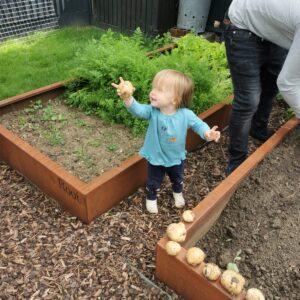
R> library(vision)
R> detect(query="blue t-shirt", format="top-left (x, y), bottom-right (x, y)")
top-left (127, 99), bottom-right (210, 167)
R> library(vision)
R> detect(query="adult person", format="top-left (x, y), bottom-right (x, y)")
top-left (224, 0), bottom-right (300, 175)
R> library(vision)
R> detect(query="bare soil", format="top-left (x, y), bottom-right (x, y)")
top-left (0, 98), bottom-right (144, 182)
top-left (198, 125), bottom-right (300, 300)
top-left (1, 101), bottom-right (299, 299)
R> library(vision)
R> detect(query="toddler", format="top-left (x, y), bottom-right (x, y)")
top-left (112, 69), bottom-right (220, 214)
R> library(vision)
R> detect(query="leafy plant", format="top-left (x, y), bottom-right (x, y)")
top-left (65, 31), bottom-right (232, 135)
top-left (73, 146), bottom-right (95, 168)
top-left (42, 104), bottom-right (65, 121)
top-left (75, 118), bottom-right (89, 128)
top-left (107, 143), bottom-right (119, 152)
top-left (24, 100), bottom-right (43, 113)
top-left (18, 116), bottom-right (27, 129)
top-left (227, 249), bottom-right (242, 273)
top-left (43, 127), bottom-right (65, 146)
top-left (87, 138), bottom-right (101, 148)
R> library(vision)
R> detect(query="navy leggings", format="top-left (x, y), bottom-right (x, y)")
top-left (146, 161), bottom-right (184, 200)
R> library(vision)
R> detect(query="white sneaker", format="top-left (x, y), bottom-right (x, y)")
top-left (173, 192), bottom-right (185, 208)
top-left (146, 199), bottom-right (158, 214)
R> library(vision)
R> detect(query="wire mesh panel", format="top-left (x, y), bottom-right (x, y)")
top-left (0, 0), bottom-right (59, 42)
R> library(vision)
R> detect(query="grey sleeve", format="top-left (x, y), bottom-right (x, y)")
top-left (277, 26), bottom-right (300, 118)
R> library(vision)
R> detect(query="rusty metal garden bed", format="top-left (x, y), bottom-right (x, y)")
top-left (155, 116), bottom-right (298, 299)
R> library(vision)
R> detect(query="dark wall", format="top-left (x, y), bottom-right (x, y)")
top-left (91, 0), bottom-right (179, 35)
top-left (54, 0), bottom-right (91, 26)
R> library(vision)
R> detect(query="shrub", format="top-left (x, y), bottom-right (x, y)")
top-left (66, 31), bottom-right (232, 135)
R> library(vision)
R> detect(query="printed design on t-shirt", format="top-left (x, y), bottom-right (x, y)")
top-left (160, 125), bottom-right (176, 143)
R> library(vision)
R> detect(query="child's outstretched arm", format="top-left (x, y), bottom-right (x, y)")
top-left (111, 77), bottom-right (135, 106)
top-left (204, 126), bottom-right (221, 142)
top-left (187, 110), bottom-right (220, 142)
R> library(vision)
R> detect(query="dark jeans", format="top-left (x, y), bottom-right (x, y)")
top-left (224, 26), bottom-right (288, 171)
top-left (146, 161), bottom-right (184, 200)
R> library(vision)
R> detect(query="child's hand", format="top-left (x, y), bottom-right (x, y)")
top-left (111, 77), bottom-right (135, 101)
top-left (205, 126), bottom-right (221, 142)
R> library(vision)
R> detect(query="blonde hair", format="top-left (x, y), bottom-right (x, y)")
top-left (152, 69), bottom-right (194, 108)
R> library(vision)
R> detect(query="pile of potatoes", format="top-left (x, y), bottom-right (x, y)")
top-left (164, 210), bottom-right (265, 299)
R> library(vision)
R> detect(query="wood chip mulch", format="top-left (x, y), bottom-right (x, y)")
top-left (0, 103), bottom-right (287, 299)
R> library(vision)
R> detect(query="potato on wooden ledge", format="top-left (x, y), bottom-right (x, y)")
top-left (220, 269), bottom-right (245, 295)
top-left (246, 288), bottom-right (265, 300)
top-left (182, 210), bottom-right (195, 223)
top-left (165, 241), bottom-right (182, 256)
top-left (186, 247), bottom-right (205, 266)
top-left (166, 222), bottom-right (186, 243)
top-left (203, 263), bottom-right (221, 281)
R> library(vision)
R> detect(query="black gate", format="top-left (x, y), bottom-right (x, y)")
top-left (54, 0), bottom-right (91, 26)
top-left (91, 0), bottom-right (179, 35)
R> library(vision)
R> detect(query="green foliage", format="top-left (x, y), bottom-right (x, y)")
top-left (73, 147), bottom-right (95, 168)
top-left (226, 249), bottom-right (242, 273)
top-left (107, 143), bottom-right (119, 152)
top-left (65, 32), bottom-right (232, 135)
top-left (18, 116), bottom-right (27, 129)
top-left (87, 138), bottom-right (102, 148)
top-left (175, 33), bottom-right (232, 106)
top-left (43, 127), bottom-right (65, 146)
top-left (75, 119), bottom-right (89, 128)
top-left (41, 104), bottom-right (65, 121)
top-left (131, 27), bottom-right (173, 51)
top-left (0, 26), bottom-right (104, 100)
top-left (24, 100), bottom-right (43, 113)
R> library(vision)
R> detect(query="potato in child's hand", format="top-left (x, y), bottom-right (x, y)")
top-left (111, 77), bottom-right (135, 100)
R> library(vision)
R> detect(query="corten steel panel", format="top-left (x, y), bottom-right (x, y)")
top-left (0, 79), bottom-right (231, 223)
top-left (83, 154), bottom-right (148, 223)
top-left (156, 241), bottom-right (245, 300)
top-left (155, 117), bottom-right (299, 299)
top-left (0, 124), bottom-right (88, 221)
top-left (0, 82), bottom-right (65, 115)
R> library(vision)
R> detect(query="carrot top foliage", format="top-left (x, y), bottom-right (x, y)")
top-left (66, 30), bottom-right (232, 135)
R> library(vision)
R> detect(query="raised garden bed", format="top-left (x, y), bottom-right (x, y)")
top-left (1, 42), bottom-right (298, 299)
top-left (0, 90), bottom-right (297, 298)
top-left (0, 97), bottom-right (144, 182)
top-left (0, 82), bottom-right (231, 224)
top-left (155, 116), bottom-right (298, 299)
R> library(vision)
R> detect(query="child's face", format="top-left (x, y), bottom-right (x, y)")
top-left (149, 81), bottom-right (176, 110)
